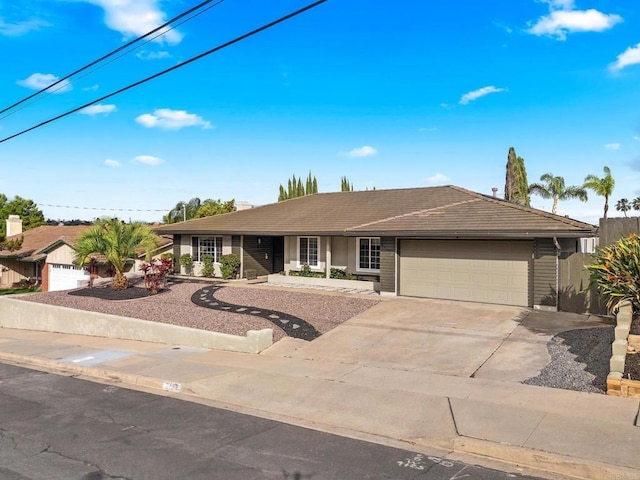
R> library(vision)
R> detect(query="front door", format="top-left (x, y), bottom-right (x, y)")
top-left (272, 236), bottom-right (284, 273)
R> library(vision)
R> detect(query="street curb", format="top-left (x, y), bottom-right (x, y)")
top-left (454, 437), bottom-right (640, 480)
top-left (1, 351), bottom-right (638, 480)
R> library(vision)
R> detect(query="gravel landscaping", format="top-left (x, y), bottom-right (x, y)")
top-left (524, 326), bottom-right (614, 393)
top-left (18, 280), bottom-right (380, 342)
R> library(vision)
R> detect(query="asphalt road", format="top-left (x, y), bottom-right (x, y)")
top-left (0, 362), bottom-right (545, 480)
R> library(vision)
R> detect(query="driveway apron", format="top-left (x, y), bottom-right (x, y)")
top-left (286, 297), bottom-right (528, 376)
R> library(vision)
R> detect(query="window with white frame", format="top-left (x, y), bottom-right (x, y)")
top-left (192, 236), bottom-right (223, 262)
top-left (298, 236), bottom-right (319, 267)
top-left (358, 237), bottom-right (381, 271)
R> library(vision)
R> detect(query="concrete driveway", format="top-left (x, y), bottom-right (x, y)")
top-left (278, 297), bottom-right (610, 379)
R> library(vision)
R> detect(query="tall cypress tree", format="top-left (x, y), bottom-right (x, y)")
top-left (277, 172), bottom-right (319, 201)
top-left (504, 147), bottom-right (530, 206)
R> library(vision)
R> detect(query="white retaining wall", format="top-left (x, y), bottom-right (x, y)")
top-left (0, 297), bottom-right (272, 354)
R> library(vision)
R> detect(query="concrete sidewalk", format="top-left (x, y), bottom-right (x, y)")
top-left (0, 326), bottom-right (638, 480)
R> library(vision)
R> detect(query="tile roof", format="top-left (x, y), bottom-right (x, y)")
top-left (0, 225), bottom-right (173, 261)
top-left (154, 185), bottom-right (597, 238)
top-left (0, 225), bottom-right (89, 259)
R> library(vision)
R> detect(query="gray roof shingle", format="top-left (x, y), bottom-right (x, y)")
top-left (154, 185), bottom-right (597, 238)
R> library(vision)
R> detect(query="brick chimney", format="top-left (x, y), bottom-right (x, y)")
top-left (6, 215), bottom-right (23, 237)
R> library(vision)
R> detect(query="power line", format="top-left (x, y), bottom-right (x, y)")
top-left (0, 0), bottom-right (222, 118)
top-left (0, 0), bottom-right (327, 145)
top-left (38, 203), bottom-right (168, 213)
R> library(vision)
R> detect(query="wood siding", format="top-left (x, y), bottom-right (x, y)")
top-left (533, 238), bottom-right (557, 307)
top-left (380, 237), bottom-right (395, 293)
top-left (232, 235), bottom-right (241, 257)
top-left (243, 235), bottom-right (273, 277)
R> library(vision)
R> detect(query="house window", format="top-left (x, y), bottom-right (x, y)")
top-left (298, 236), bottom-right (319, 267)
top-left (192, 236), bottom-right (223, 262)
top-left (358, 237), bottom-right (380, 271)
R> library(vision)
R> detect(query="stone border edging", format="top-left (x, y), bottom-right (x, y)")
top-left (0, 296), bottom-right (272, 354)
top-left (607, 301), bottom-right (640, 399)
top-left (191, 285), bottom-right (320, 340)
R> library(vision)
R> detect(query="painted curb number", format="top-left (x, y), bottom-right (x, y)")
top-left (162, 381), bottom-right (182, 393)
top-left (398, 454), bottom-right (471, 479)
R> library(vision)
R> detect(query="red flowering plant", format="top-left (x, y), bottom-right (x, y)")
top-left (139, 257), bottom-right (173, 294)
top-left (587, 233), bottom-right (640, 314)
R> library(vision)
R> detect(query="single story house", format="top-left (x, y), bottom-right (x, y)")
top-left (154, 186), bottom-right (599, 311)
top-left (0, 216), bottom-right (173, 292)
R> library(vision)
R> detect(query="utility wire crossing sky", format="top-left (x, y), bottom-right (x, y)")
top-left (0, 0), bottom-right (639, 225)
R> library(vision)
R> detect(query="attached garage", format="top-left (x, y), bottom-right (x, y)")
top-left (48, 263), bottom-right (88, 292)
top-left (398, 240), bottom-right (533, 307)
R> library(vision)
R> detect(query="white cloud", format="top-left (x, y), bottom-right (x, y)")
top-left (342, 146), bottom-right (378, 158)
top-left (135, 108), bottom-right (213, 130)
top-left (80, 0), bottom-right (182, 44)
top-left (136, 50), bottom-right (171, 60)
top-left (16, 73), bottom-right (72, 93)
top-left (78, 104), bottom-right (117, 115)
top-left (610, 43), bottom-right (640, 71)
top-left (83, 84), bottom-right (100, 91)
top-left (459, 86), bottom-right (507, 105)
top-left (133, 155), bottom-right (164, 166)
top-left (0, 17), bottom-right (49, 36)
top-left (634, 136), bottom-right (640, 141)
top-left (426, 173), bottom-right (449, 184)
top-left (418, 127), bottom-right (438, 132)
top-left (527, 6), bottom-right (622, 40)
top-left (541, 0), bottom-right (575, 10)
top-left (604, 143), bottom-right (621, 150)
top-left (104, 159), bottom-right (121, 168)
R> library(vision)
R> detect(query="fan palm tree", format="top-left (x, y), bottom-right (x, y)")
top-left (616, 198), bottom-right (631, 217)
top-left (583, 166), bottom-right (615, 219)
top-left (163, 198), bottom-right (202, 224)
top-left (73, 218), bottom-right (160, 290)
top-left (528, 173), bottom-right (588, 215)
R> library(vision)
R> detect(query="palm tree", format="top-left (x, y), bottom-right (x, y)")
top-left (74, 218), bottom-right (160, 290)
top-left (632, 197), bottom-right (640, 212)
top-left (163, 198), bottom-right (202, 224)
top-left (528, 173), bottom-right (588, 215)
top-left (616, 198), bottom-right (631, 217)
top-left (583, 166), bottom-right (615, 219)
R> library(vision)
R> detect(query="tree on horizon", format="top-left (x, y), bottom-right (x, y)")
top-left (504, 147), bottom-right (530, 206)
top-left (341, 176), bottom-right (354, 192)
top-left (278, 172), bottom-right (318, 201)
top-left (583, 166), bottom-right (615, 219)
top-left (529, 173), bottom-right (587, 215)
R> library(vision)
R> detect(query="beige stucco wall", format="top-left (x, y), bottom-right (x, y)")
top-left (282, 235), bottom-right (379, 275)
top-left (175, 234), bottom-right (232, 277)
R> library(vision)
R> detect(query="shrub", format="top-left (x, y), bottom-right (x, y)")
top-left (179, 253), bottom-right (194, 276)
top-left (587, 233), bottom-right (640, 314)
top-left (330, 268), bottom-right (361, 281)
top-left (289, 263), bottom-right (325, 278)
top-left (161, 253), bottom-right (175, 274)
top-left (220, 253), bottom-right (240, 279)
top-left (201, 254), bottom-right (215, 278)
top-left (139, 257), bottom-right (173, 293)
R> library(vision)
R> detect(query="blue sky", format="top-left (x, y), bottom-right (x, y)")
top-left (0, 0), bottom-right (639, 224)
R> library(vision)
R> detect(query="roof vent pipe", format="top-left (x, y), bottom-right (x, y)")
top-left (491, 187), bottom-right (498, 198)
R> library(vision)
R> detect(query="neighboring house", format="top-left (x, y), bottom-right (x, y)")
top-left (0, 216), bottom-right (173, 292)
top-left (154, 185), bottom-right (598, 311)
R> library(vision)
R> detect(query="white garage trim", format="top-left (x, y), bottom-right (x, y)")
top-left (398, 240), bottom-right (533, 307)
top-left (49, 263), bottom-right (89, 292)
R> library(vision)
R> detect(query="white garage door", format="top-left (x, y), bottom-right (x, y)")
top-left (399, 240), bottom-right (532, 307)
top-left (49, 264), bottom-right (89, 292)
